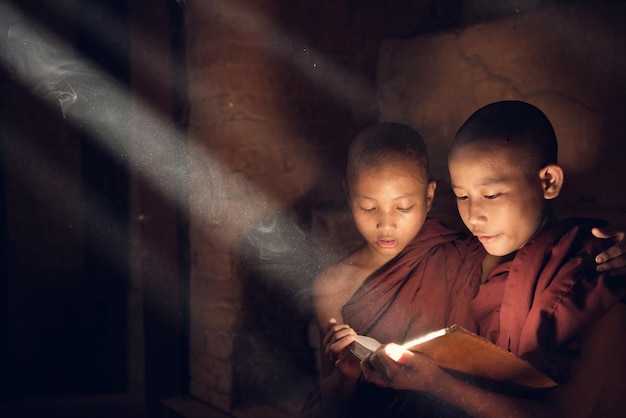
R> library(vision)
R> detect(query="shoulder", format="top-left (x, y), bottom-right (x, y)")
top-left (313, 261), bottom-right (350, 296)
top-left (546, 218), bottom-right (612, 256)
top-left (311, 254), bottom-right (369, 327)
top-left (312, 244), bottom-right (381, 297)
top-left (312, 254), bottom-right (365, 306)
top-left (555, 217), bottom-right (607, 235)
top-left (525, 218), bottom-right (611, 257)
top-left (515, 218), bottom-right (615, 287)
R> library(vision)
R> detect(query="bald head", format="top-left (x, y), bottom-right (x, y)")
top-left (451, 101), bottom-right (558, 175)
top-left (347, 122), bottom-right (430, 187)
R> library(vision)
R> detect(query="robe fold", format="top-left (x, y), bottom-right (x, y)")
top-left (343, 218), bottom-right (484, 342)
top-left (337, 219), bottom-right (484, 418)
top-left (472, 218), bottom-right (625, 383)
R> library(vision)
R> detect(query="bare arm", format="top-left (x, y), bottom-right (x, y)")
top-left (312, 270), bottom-right (360, 406)
top-left (317, 319), bottom-right (360, 405)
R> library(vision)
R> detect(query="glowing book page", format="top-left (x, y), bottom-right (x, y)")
top-left (349, 324), bottom-right (558, 390)
top-left (349, 335), bottom-right (382, 361)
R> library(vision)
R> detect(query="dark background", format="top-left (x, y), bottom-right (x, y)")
top-left (0, 0), bottom-right (618, 417)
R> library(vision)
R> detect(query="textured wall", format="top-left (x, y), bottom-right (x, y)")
top-left (180, 0), bottom-right (626, 413)
top-left (183, 0), bottom-right (385, 411)
top-left (378, 2), bottom-right (626, 231)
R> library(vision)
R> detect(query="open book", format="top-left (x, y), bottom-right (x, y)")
top-left (349, 324), bottom-right (557, 390)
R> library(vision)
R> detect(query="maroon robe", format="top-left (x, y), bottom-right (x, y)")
top-left (302, 218), bottom-right (484, 418)
top-left (336, 219), bottom-right (484, 418)
top-left (342, 218), bottom-right (484, 343)
top-left (472, 218), bottom-right (625, 383)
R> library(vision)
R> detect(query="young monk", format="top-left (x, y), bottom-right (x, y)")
top-left (361, 100), bottom-right (626, 417)
top-left (303, 122), bottom-right (484, 418)
top-left (302, 122), bottom-right (625, 418)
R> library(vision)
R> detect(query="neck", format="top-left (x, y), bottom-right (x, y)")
top-left (481, 253), bottom-right (515, 282)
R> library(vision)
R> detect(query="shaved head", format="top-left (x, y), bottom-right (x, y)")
top-left (451, 101), bottom-right (558, 175)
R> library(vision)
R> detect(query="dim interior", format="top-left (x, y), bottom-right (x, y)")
top-left (1, 0), bottom-right (625, 417)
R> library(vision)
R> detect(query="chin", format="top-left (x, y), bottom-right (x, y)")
top-left (484, 245), bottom-right (514, 257)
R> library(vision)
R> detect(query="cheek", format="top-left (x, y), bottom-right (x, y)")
top-left (455, 201), bottom-right (469, 220)
top-left (510, 195), bottom-right (543, 224)
top-left (352, 213), bottom-right (368, 228)
top-left (353, 213), bottom-right (376, 234)
top-left (404, 212), bottom-right (428, 236)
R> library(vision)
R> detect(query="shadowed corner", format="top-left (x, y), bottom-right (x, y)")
top-left (234, 209), bottom-right (320, 411)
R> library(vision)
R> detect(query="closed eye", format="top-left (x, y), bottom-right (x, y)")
top-left (484, 193), bottom-right (503, 200)
top-left (397, 206), bottom-right (414, 212)
top-left (455, 195), bottom-right (468, 201)
top-left (360, 207), bottom-right (375, 212)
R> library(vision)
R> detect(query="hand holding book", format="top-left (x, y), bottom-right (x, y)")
top-left (360, 341), bottom-right (445, 392)
top-left (322, 318), bottom-right (361, 381)
top-left (353, 325), bottom-right (557, 391)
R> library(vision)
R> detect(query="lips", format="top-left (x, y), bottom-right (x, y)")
top-left (475, 234), bottom-right (499, 245)
top-left (377, 237), bottom-right (398, 248)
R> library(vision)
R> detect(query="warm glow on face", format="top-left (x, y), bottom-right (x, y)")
top-left (349, 161), bottom-right (434, 263)
top-left (448, 144), bottom-right (547, 256)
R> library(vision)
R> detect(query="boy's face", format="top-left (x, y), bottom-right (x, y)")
top-left (348, 160), bottom-right (435, 261)
top-left (448, 143), bottom-right (548, 257)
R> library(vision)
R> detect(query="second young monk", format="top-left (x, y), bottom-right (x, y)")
top-left (302, 122), bottom-right (625, 418)
top-left (361, 101), bottom-right (626, 418)
top-left (305, 123), bottom-right (484, 417)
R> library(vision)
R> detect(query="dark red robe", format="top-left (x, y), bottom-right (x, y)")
top-left (302, 218), bottom-right (484, 418)
top-left (337, 219), bottom-right (485, 418)
top-left (343, 218), bottom-right (484, 342)
top-left (471, 218), bottom-right (625, 383)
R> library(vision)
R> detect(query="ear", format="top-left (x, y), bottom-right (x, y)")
top-left (426, 180), bottom-right (437, 211)
top-left (539, 164), bottom-right (564, 200)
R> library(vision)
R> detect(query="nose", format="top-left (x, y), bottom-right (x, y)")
top-left (376, 211), bottom-right (396, 231)
top-left (466, 200), bottom-right (486, 227)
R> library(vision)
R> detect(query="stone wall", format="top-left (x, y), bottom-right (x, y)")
top-left (378, 2), bottom-right (626, 231)
top-left (181, 0), bottom-right (626, 413)
top-left (183, 0), bottom-right (387, 411)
